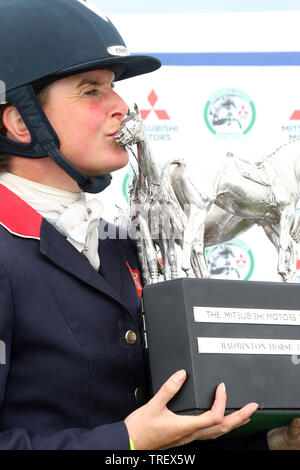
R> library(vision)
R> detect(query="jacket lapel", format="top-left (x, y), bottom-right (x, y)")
top-left (40, 219), bottom-right (135, 318)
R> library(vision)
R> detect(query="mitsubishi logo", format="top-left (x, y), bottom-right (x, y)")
top-left (140, 90), bottom-right (170, 120)
top-left (290, 110), bottom-right (300, 120)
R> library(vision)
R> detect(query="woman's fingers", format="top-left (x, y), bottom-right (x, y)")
top-left (193, 401), bottom-right (259, 441)
top-left (149, 370), bottom-right (187, 411)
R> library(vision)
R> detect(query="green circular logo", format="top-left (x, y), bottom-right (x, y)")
top-left (204, 88), bottom-right (256, 135)
top-left (122, 172), bottom-right (132, 203)
top-left (206, 238), bottom-right (254, 280)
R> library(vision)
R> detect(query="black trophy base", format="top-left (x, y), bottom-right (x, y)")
top-left (142, 278), bottom-right (300, 436)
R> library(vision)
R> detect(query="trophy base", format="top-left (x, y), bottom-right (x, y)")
top-left (142, 278), bottom-right (300, 435)
top-left (178, 410), bottom-right (299, 437)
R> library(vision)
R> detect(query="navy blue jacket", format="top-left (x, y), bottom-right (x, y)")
top-left (0, 184), bottom-right (146, 449)
top-left (0, 184), bottom-right (268, 450)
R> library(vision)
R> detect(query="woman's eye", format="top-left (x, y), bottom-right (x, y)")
top-left (84, 83), bottom-right (114, 96)
top-left (84, 89), bottom-right (98, 96)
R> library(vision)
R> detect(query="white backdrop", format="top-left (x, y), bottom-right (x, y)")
top-left (94, 10), bottom-right (300, 283)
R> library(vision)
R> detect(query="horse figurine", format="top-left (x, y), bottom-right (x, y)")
top-left (161, 142), bottom-right (300, 282)
top-left (115, 105), bottom-right (178, 285)
top-left (114, 108), bottom-right (250, 281)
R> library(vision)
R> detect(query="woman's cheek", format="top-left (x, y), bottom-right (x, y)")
top-left (87, 102), bottom-right (106, 127)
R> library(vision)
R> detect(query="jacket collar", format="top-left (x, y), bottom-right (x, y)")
top-left (0, 184), bottom-right (137, 319)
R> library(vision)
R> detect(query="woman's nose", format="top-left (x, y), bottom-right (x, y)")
top-left (110, 90), bottom-right (129, 120)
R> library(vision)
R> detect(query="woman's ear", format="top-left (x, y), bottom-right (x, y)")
top-left (2, 105), bottom-right (31, 143)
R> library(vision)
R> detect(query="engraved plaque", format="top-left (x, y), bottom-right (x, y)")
top-left (197, 337), bottom-right (300, 355)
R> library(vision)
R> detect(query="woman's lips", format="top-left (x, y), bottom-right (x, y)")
top-left (107, 131), bottom-right (118, 137)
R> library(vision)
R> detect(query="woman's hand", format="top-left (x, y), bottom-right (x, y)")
top-left (125, 369), bottom-right (258, 450)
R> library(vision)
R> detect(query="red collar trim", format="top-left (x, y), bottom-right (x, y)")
top-left (0, 184), bottom-right (42, 239)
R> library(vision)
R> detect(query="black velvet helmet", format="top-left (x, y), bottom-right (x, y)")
top-left (0, 0), bottom-right (161, 193)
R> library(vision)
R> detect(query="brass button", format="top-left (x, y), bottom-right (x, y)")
top-left (125, 330), bottom-right (137, 345)
top-left (134, 387), bottom-right (145, 402)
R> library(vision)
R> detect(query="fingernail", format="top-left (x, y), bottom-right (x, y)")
top-left (218, 382), bottom-right (226, 392)
top-left (173, 370), bottom-right (186, 383)
top-left (250, 403), bottom-right (259, 412)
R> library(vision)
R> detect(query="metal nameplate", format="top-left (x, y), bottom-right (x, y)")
top-left (194, 306), bottom-right (300, 326)
top-left (197, 337), bottom-right (300, 355)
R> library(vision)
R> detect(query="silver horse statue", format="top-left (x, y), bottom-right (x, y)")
top-left (114, 107), bottom-right (253, 281)
top-left (161, 144), bottom-right (300, 282)
top-left (115, 105), bottom-right (178, 285)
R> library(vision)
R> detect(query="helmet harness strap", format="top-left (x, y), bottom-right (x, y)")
top-left (0, 85), bottom-right (112, 194)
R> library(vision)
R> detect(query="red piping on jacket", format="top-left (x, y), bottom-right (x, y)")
top-left (0, 184), bottom-right (42, 239)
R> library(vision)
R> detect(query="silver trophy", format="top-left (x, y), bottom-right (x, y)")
top-left (115, 107), bottom-right (300, 429)
top-left (116, 106), bottom-right (300, 284)
top-left (115, 105), bottom-right (178, 285)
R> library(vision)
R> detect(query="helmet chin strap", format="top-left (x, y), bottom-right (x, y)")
top-left (0, 85), bottom-right (112, 193)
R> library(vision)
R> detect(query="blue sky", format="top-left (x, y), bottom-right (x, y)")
top-left (93, 0), bottom-right (300, 14)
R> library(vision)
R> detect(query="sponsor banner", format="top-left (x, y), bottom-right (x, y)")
top-left (197, 337), bottom-right (300, 355)
top-left (194, 306), bottom-right (300, 326)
